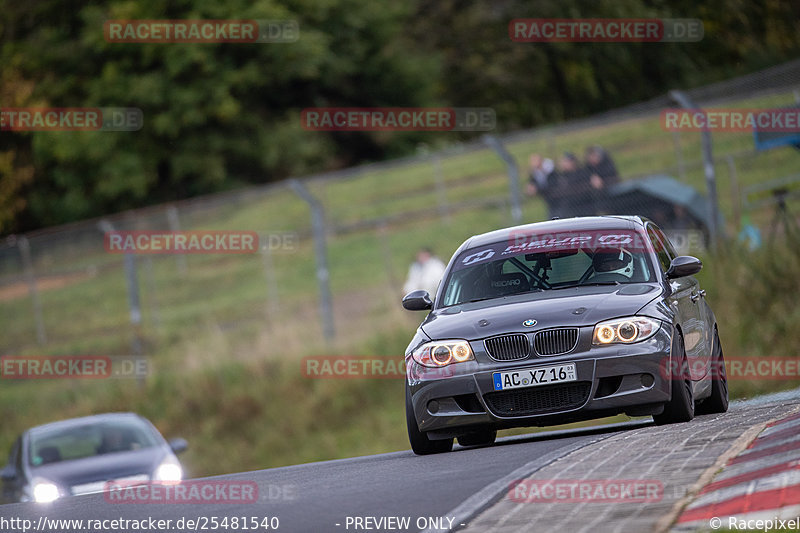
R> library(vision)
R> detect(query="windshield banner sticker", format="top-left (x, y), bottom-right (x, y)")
top-left (453, 230), bottom-right (651, 271)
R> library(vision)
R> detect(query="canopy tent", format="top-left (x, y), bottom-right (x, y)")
top-left (604, 175), bottom-right (712, 232)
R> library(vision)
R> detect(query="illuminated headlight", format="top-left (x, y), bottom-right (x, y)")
top-left (32, 480), bottom-right (60, 503)
top-left (593, 317), bottom-right (661, 345)
top-left (412, 340), bottom-right (474, 368)
top-left (153, 457), bottom-right (183, 483)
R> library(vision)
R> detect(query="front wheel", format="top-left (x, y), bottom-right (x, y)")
top-left (406, 386), bottom-right (453, 455)
top-left (696, 330), bottom-right (729, 415)
top-left (653, 332), bottom-right (695, 425)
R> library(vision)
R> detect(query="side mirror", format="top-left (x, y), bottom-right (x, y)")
top-left (402, 290), bottom-right (432, 311)
top-left (0, 464), bottom-right (16, 482)
top-left (666, 256), bottom-right (702, 279)
top-left (168, 438), bottom-right (188, 455)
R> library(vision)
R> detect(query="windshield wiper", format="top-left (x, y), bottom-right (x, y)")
top-left (553, 281), bottom-right (621, 290)
top-left (465, 296), bottom-right (497, 304)
top-left (464, 289), bottom-right (543, 305)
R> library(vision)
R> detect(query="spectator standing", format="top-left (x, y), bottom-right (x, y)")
top-left (585, 146), bottom-right (620, 213)
top-left (551, 152), bottom-right (595, 217)
top-left (403, 247), bottom-right (446, 298)
top-left (526, 154), bottom-right (555, 193)
top-left (525, 154), bottom-right (557, 217)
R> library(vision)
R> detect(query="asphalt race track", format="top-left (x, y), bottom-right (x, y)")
top-left (3, 389), bottom-right (799, 533)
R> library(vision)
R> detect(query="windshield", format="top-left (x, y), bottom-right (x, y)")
top-left (440, 229), bottom-right (655, 307)
top-left (29, 419), bottom-right (160, 466)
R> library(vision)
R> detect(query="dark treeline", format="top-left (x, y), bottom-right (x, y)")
top-left (1, 0), bottom-right (799, 233)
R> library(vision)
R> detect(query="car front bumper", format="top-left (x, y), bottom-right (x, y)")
top-left (407, 325), bottom-right (673, 439)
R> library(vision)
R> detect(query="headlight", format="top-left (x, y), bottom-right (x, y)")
top-left (153, 457), bottom-right (183, 483)
top-left (411, 340), bottom-right (474, 367)
top-left (593, 317), bottom-right (660, 345)
top-left (32, 480), bottom-right (60, 503)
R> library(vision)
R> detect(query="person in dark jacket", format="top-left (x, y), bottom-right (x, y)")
top-left (584, 146), bottom-right (619, 213)
top-left (585, 146), bottom-right (619, 188)
top-left (550, 152), bottom-right (596, 217)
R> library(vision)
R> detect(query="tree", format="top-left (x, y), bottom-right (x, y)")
top-left (1, 0), bottom-right (440, 231)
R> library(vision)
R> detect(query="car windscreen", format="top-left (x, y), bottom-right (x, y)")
top-left (29, 419), bottom-right (160, 466)
top-left (440, 229), bottom-right (655, 307)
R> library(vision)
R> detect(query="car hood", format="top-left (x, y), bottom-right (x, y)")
top-left (422, 283), bottom-right (662, 340)
top-left (29, 447), bottom-right (167, 489)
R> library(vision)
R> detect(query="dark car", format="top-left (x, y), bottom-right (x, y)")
top-left (402, 216), bottom-right (728, 455)
top-left (1, 412), bottom-right (187, 503)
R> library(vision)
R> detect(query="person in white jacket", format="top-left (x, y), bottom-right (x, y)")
top-left (402, 247), bottom-right (446, 299)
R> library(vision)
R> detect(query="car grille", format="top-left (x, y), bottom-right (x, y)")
top-left (483, 382), bottom-right (591, 417)
top-left (534, 328), bottom-right (579, 356)
top-left (484, 334), bottom-right (530, 361)
top-left (71, 475), bottom-right (149, 496)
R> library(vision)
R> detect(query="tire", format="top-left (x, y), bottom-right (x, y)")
top-left (406, 386), bottom-right (453, 455)
top-left (696, 330), bottom-right (729, 415)
top-left (457, 429), bottom-right (497, 448)
top-left (653, 332), bottom-right (695, 425)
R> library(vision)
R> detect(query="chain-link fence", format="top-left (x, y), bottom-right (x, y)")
top-left (2, 59), bottom-right (800, 358)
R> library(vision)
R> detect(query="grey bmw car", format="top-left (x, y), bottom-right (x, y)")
top-left (402, 216), bottom-right (728, 455)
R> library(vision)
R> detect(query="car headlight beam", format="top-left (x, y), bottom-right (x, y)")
top-left (412, 340), bottom-right (474, 368)
top-left (593, 317), bottom-right (660, 345)
top-left (596, 324), bottom-right (616, 344)
top-left (452, 343), bottom-right (472, 362)
top-left (32, 480), bottom-right (60, 503)
top-left (153, 457), bottom-right (183, 483)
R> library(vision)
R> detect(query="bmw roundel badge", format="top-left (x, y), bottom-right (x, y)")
top-left (522, 319), bottom-right (537, 327)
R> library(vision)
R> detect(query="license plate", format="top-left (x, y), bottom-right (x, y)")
top-left (492, 363), bottom-right (577, 391)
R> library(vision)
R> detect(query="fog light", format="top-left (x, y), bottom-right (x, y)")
top-left (642, 374), bottom-right (654, 387)
top-left (427, 400), bottom-right (440, 414)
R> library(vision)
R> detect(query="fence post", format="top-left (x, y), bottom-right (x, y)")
top-left (99, 219), bottom-right (144, 362)
top-left (417, 143), bottom-right (450, 224)
top-left (669, 90), bottom-right (721, 248)
top-left (288, 179), bottom-right (335, 341)
top-left (672, 131), bottom-right (686, 182)
top-left (260, 243), bottom-right (280, 320)
top-left (166, 205), bottom-right (187, 276)
top-left (144, 256), bottom-right (161, 330)
top-left (17, 236), bottom-right (47, 345)
top-left (124, 253), bottom-right (143, 331)
top-left (726, 155), bottom-right (741, 230)
top-left (482, 135), bottom-right (522, 224)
